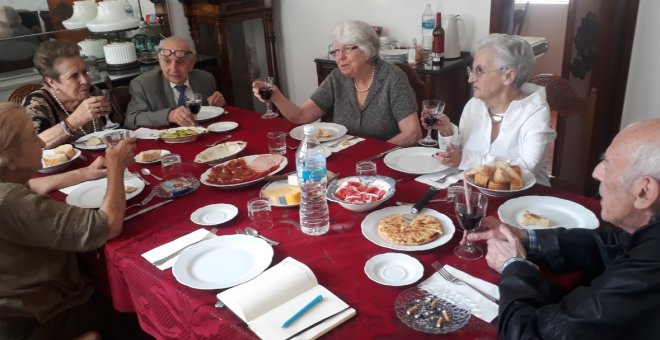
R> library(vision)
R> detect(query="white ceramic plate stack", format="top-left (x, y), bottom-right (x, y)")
top-left (498, 195), bottom-right (599, 229)
top-left (364, 253), bottom-right (424, 286)
top-left (384, 147), bottom-right (447, 175)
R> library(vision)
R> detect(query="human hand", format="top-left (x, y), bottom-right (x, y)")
top-left (167, 106), bottom-right (196, 126)
top-left (463, 216), bottom-right (527, 245)
top-left (432, 143), bottom-right (461, 167)
top-left (69, 96), bottom-right (111, 128)
top-left (105, 137), bottom-right (136, 171)
top-left (252, 81), bottom-right (279, 102)
top-left (82, 156), bottom-right (107, 181)
top-left (485, 224), bottom-right (528, 273)
top-left (207, 91), bottom-right (225, 107)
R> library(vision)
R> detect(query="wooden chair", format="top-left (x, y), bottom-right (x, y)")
top-left (395, 62), bottom-right (431, 134)
top-left (7, 84), bottom-right (42, 104)
top-left (529, 74), bottom-right (596, 195)
top-left (104, 77), bottom-right (131, 126)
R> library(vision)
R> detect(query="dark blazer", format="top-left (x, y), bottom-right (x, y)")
top-left (124, 69), bottom-right (217, 128)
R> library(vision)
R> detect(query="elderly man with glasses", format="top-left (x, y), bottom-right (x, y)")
top-left (124, 36), bottom-right (225, 128)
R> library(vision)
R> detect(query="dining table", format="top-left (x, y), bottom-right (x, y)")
top-left (47, 106), bottom-right (606, 339)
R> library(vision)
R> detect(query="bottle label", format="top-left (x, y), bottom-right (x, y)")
top-left (298, 167), bottom-right (327, 182)
top-left (432, 38), bottom-right (444, 53)
top-left (422, 20), bottom-right (435, 30)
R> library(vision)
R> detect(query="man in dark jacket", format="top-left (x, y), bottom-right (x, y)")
top-left (468, 118), bottom-right (660, 339)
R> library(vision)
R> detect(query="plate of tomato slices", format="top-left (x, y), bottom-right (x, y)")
top-left (327, 176), bottom-right (396, 212)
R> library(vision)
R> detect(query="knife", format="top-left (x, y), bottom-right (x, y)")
top-left (402, 187), bottom-right (441, 222)
top-left (284, 306), bottom-right (352, 340)
top-left (124, 199), bottom-right (174, 221)
top-left (363, 146), bottom-right (402, 162)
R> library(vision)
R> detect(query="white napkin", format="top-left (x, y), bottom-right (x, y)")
top-left (141, 229), bottom-right (217, 270)
top-left (418, 265), bottom-right (499, 322)
top-left (323, 135), bottom-right (365, 153)
top-left (134, 127), bottom-right (161, 139)
top-left (59, 178), bottom-right (105, 195)
top-left (415, 170), bottom-right (464, 189)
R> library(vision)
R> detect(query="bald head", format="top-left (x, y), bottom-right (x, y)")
top-left (617, 119), bottom-right (660, 186)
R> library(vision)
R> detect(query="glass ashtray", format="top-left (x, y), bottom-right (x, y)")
top-left (394, 286), bottom-right (472, 334)
top-left (155, 175), bottom-right (200, 198)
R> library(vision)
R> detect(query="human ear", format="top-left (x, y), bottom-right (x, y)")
top-left (633, 177), bottom-right (660, 210)
top-left (502, 69), bottom-right (516, 86)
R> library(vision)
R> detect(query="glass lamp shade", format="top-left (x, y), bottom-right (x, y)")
top-left (86, 1), bottom-right (139, 33)
top-left (62, 0), bottom-right (98, 30)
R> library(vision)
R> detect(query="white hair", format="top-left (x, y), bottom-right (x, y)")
top-left (621, 138), bottom-right (660, 189)
top-left (158, 36), bottom-right (196, 55)
top-left (331, 20), bottom-right (380, 61)
top-left (474, 34), bottom-right (535, 88)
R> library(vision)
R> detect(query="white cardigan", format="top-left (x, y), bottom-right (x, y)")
top-left (439, 83), bottom-right (557, 186)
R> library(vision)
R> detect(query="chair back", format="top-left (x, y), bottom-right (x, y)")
top-left (8, 84), bottom-right (42, 104)
top-left (395, 62), bottom-right (430, 134)
top-left (529, 74), bottom-right (596, 195)
top-left (104, 77), bottom-right (131, 126)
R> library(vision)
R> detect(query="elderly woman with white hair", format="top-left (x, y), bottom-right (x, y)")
top-left (429, 34), bottom-right (556, 185)
top-left (252, 20), bottom-right (422, 146)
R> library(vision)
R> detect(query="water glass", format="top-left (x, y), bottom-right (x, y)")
top-left (247, 197), bottom-right (274, 230)
top-left (355, 160), bottom-right (377, 176)
top-left (266, 131), bottom-right (287, 155)
top-left (105, 130), bottom-right (129, 146)
top-left (161, 153), bottom-right (183, 180)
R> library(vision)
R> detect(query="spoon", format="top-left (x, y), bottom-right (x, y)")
top-left (245, 227), bottom-right (279, 246)
top-left (140, 168), bottom-right (163, 181)
top-left (206, 134), bottom-right (232, 148)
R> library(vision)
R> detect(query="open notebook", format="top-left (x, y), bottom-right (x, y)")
top-left (217, 257), bottom-right (356, 340)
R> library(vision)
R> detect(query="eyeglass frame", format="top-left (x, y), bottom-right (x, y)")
top-left (329, 45), bottom-right (360, 57)
top-left (158, 48), bottom-right (194, 59)
top-left (466, 65), bottom-right (514, 79)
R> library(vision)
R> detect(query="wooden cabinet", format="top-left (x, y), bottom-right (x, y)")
top-left (182, 0), bottom-right (278, 110)
top-left (314, 53), bottom-right (472, 123)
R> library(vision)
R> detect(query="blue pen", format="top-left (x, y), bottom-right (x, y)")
top-left (281, 294), bottom-right (324, 328)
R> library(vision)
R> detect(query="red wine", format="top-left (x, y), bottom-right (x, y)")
top-left (187, 102), bottom-right (201, 114)
top-left (259, 88), bottom-right (272, 100)
top-left (457, 210), bottom-right (483, 231)
top-left (424, 116), bottom-right (438, 127)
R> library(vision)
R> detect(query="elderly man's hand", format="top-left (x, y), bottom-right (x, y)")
top-left (485, 225), bottom-right (528, 273)
top-left (167, 106), bottom-right (196, 126)
top-left (207, 91), bottom-right (225, 107)
top-left (252, 82), bottom-right (280, 102)
top-left (463, 216), bottom-right (527, 245)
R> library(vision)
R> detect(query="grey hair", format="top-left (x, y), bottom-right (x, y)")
top-left (158, 36), bottom-right (196, 55)
top-left (474, 34), bottom-right (534, 88)
top-left (331, 20), bottom-right (380, 61)
top-left (620, 137), bottom-right (660, 190)
top-left (0, 6), bottom-right (22, 27)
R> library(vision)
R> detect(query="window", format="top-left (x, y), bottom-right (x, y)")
top-left (515, 0), bottom-right (569, 4)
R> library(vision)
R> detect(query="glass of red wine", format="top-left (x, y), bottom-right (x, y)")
top-left (257, 76), bottom-right (277, 119)
top-left (418, 99), bottom-right (445, 147)
top-left (186, 93), bottom-right (203, 121)
top-left (454, 191), bottom-right (488, 260)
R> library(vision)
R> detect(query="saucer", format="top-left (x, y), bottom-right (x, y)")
top-left (208, 121), bottom-right (238, 133)
top-left (364, 253), bottom-right (423, 286)
top-left (190, 204), bottom-right (238, 226)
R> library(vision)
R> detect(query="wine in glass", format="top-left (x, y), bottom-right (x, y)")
top-left (186, 93), bottom-right (203, 122)
top-left (418, 99), bottom-right (445, 147)
top-left (257, 76), bottom-right (278, 119)
top-left (100, 89), bottom-right (119, 130)
top-left (453, 192), bottom-right (488, 260)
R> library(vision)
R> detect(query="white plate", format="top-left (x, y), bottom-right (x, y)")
top-left (159, 126), bottom-right (208, 144)
top-left (39, 148), bottom-right (82, 174)
top-left (134, 149), bottom-right (171, 164)
top-left (172, 235), bottom-right (274, 290)
top-left (65, 177), bottom-right (145, 208)
top-left (361, 206), bottom-right (456, 251)
top-left (384, 147), bottom-right (448, 175)
top-left (74, 129), bottom-right (135, 150)
top-left (194, 141), bottom-right (247, 165)
top-left (196, 106), bottom-right (225, 121)
top-left (289, 122), bottom-right (348, 142)
top-left (200, 154), bottom-right (288, 189)
top-left (465, 168), bottom-right (536, 197)
top-left (498, 195), bottom-right (599, 230)
top-left (364, 253), bottom-right (423, 286)
top-left (260, 179), bottom-right (300, 207)
top-left (190, 204), bottom-right (238, 226)
top-left (208, 121), bottom-right (238, 133)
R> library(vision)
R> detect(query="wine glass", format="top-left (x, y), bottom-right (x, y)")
top-left (418, 99), bottom-right (445, 147)
top-left (186, 93), bottom-right (203, 122)
top-left (256, 76), bottom-right (278, 119)
top-left (453, 191), bottom-right (488, 260)
top-left (100, 89), bottom-right (119, 130)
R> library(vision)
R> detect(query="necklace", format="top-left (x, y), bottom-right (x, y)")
top-left (49, 88), bottom-right (97, 135)
top-left (490, 112), bottom-right (505, 123)
top-left (354, 65), bottom-right (376, 93)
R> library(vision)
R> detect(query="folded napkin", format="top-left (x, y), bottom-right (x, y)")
top-left (323, 135), bottom-right (365, 153)
top-left (415, 170), bottom-right (464, 189)
top-left (141, 229), bottom-right (217, 270)
top-left (418, 265), bottom-right (499, 322)
top-left (59, 178), bottom-right (105, 195)
top-left (134, 127), bottom-right (161, 140)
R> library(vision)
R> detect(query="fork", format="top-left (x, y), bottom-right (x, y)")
top-left (434, 169), bottom-right (461, 184)
top-left (326, 135), bottom-right (357, 148)
top-left (205, 134), bottom-right (232, 148)
top-left (152, 227), bottom-right (218, 267)
top-left (126, 189), bottom-right (157, 210)
top-left (432, 261), bottom-right (499, 303)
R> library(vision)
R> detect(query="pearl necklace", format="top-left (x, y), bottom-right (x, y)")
top-left (49, 88), bottom-right (97, 135)
top-left (354, 65), bottom-right (376, 93)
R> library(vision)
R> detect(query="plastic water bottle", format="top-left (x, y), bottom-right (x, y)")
top-left (296, 125), bottom-right (330, 236)
top-left (421, 4), bottom-right (435, 52)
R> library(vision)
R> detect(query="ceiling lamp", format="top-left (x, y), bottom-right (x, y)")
top-left (62, 0), bottom-right (98, 30)
top-left (86, 0), bottom-right (139, 33)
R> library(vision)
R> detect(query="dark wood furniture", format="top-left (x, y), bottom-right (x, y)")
top-left (7, 84), bottom-right (42, 104)
top-left (314, 54), bottom-right (472, 124)
top-left (181, 0), bottom-right (279, 111)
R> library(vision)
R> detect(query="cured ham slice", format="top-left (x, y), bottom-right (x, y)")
top-left (250, 154), bottom-right (285, 172)
top-left (206, 154), bottom-right (285, 185)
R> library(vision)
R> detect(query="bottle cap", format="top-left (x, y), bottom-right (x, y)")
top-left (303, 125), bottom-right (315, 134)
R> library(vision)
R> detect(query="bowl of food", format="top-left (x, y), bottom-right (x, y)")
top-left (194, 141), bottom-right (247, 166)
top-left (40, 144), bottom-right (81, 173)
top-left (159, 127), bottom-right (207, 143)
top-left (463, 161), bottom-right (535, 197)
top-left (327, 176), bottom-right (395, 212)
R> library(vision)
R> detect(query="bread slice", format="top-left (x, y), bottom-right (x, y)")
top-left (85, 136), bottom-right (104, 146)
top-left (521, 210), bottom-right (550, 227)
top-left (487, 181), bottom-right (509, 190)
top-left (54, 144), bottom-right (75, 159)
top-left (43, 153), bottom-right (68, 167)
top-left (138, 150), bottom-right (161, 162)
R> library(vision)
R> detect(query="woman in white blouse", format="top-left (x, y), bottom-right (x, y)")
top-left (427, 34), bottom-right (556, 185)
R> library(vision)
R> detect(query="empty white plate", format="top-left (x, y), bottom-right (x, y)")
top-left (364, 253), bottom-right (424, 286)
top-left (208, 121), bottom-right (239, 133)
top-left (196, 106), bottom-right (225, 121)
top-left (190, 204), bottom-right (238, 226)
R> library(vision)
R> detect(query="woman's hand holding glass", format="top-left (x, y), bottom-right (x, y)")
top-left (68, 96), bottom-right (111, 129)
top-left (252, 77), bottom-right (278, 119)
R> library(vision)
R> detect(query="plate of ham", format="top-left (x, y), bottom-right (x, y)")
top-left (200, 154), bottom-right (287, 189)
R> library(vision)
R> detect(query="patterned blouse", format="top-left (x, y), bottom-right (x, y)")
top-left (22, 86), bottom-right (105, 141)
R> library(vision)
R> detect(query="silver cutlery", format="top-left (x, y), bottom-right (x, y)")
top-left (126, 189), bottom-right (158, 210)
top-left (152, 227), bottom-right (218, 267)
top-left (78, 154), bottom-right (89, 162)
top-left (402, 187), bottom-right (440, 223)
top-left (326, 135), bottom-right (357, 148)
top-left (205, 134), bottom-right (232, 148)
top-left (236, 228), bottom-right (279, 246)
top-left (141, 168), bottom-right (163, 181)
top-left (362, 146), bottom-right (402, 162)
top-left (431, 261), bottom-right (499, 304)
top-left (433, 169), bottom-right (461, 185)
top-left (395, 198), bottom-right (449, 206)
top-left (124, 199), bottom-right (174, 221)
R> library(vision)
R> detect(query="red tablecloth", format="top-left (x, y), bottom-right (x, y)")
top-left (59, 106), bottom-right (604, 339)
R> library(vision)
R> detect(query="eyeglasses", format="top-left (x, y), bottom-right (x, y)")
top-left (329, 45), bottom-right (359, 57)
top-left (158, 48), bottom-right (193, 58)
top-left (466, 66), bottom-right (513, 79)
